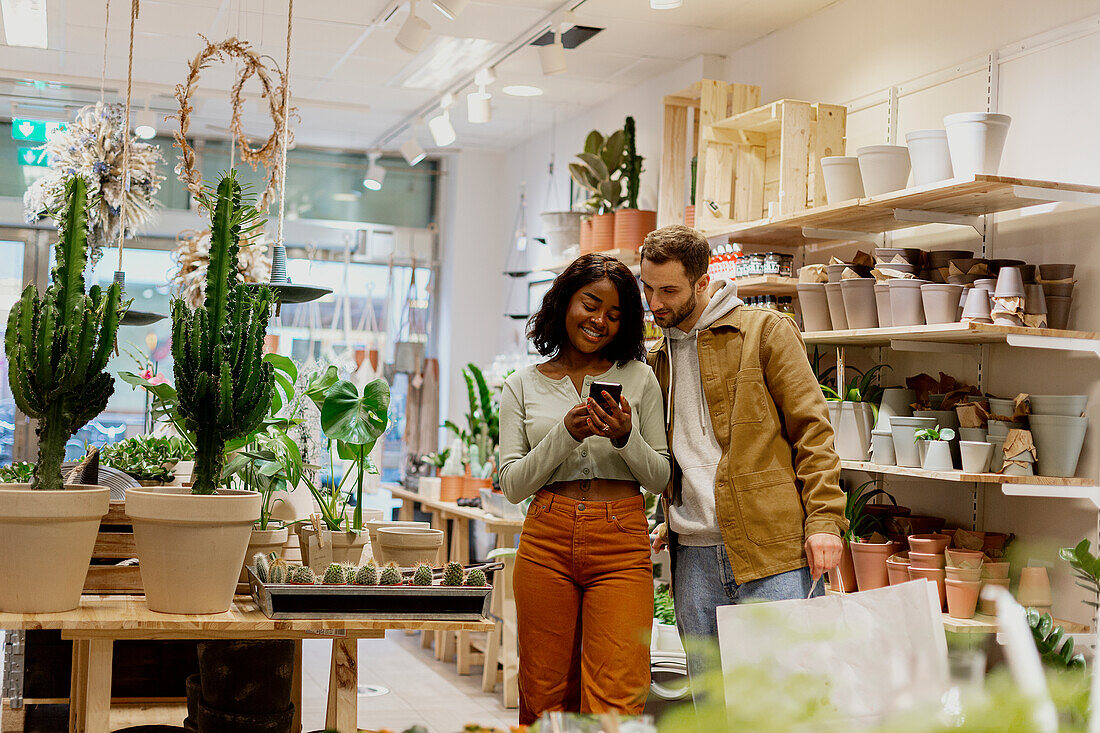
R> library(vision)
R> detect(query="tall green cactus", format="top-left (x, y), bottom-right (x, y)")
top-left (171, 171), bottom-right (274, 494)
top-left (623, 116), bottom-right (643, 211)
top-left (5, 176), bottom-right (124, 490)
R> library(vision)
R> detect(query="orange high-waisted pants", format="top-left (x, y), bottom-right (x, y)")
top-left (514, 490), bottom-right (653, 724)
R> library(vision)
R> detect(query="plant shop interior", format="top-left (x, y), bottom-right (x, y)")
top-left (3, 0), bottom-right (1100, 731)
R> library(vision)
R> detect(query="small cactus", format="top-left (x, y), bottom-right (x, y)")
top-left (291, 565), bottom-right (316, 584)
top-left (269, 560), bottom-right (290, 584)
top-left (379, 563), bottom-right (402, 585)
top-left (442, 561), bottom-right (464, 586)
top-left (253, 553), bottom-right (270, 583)
top-left (464, 568), bottom-right (488, 587)
top-left (353, 561), bottom-right (379, 585)
top-left (341, 563), bottom-right (358, 584)
top-left (412, 563), bottom-right (433, 586)
top-left (323, 563), bottom-right (346, 584)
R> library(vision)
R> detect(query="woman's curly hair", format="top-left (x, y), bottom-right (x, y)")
top-left (527, 252), bottom-right (645, 365)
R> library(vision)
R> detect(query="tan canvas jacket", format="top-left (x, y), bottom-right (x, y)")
top-left (647, 305), bottom-right (848, 584)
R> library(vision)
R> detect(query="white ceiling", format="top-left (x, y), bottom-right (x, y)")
top-left (0, 0), bottom-right (836, 154)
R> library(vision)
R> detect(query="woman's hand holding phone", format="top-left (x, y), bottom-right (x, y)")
top-left (587, 392), bottom-right (632, 447)
top-left (564, 403), bottom-right (598, 442)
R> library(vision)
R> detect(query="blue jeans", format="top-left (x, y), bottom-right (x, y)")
top-left (673, 543), bottom-right (820, 700)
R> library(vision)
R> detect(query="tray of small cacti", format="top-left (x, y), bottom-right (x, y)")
top-left (246, 554), bottom-right (500, 620)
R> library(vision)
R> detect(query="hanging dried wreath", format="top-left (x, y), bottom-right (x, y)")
top-left (172, 227), bottom-right (272, 309)
top-left (173, 35), bottom-right (295, 212)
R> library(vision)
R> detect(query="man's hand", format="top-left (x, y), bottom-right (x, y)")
top-left (650, 523), bottom-right (668, 553)
top-left (804, 532), bottom-right (843, 580)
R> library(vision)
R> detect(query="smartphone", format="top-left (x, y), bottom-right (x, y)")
top-left (590, 381), bottom-right (623, 409)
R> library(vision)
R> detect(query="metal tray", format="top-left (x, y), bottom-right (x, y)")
top-left (246, 566), bottom-right (495, 621)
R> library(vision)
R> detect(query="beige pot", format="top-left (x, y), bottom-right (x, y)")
top-left (375, 526), bottom-right (444, 567)
top-left (0, 484), bottom-right (110, 613)
top-left (240, 525), bottom-right (289, 583)
top-left (296, 526), bottom-right (370, 567)
top-left (363, 520), bottom-right (430, 563)
top-left (127, 487), bottom-right (259, 614)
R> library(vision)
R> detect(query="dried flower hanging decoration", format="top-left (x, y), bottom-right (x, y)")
top-left (23, 101), bottom-right (165, 264)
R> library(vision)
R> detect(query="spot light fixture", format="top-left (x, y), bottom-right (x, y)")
top-left (428, 92), bottom-right (457, 146)
top-left (134, 102), bottom-right (157, 140)
top-left (467, 67), bottom-right (494, 124)
top-left (401, 128), bottom-right (427, 166)
top-left (396, 0), bottom-right (431, 54)
top-left (363, 153), bottom-right (385, 190)
top-left (431, 0), bottom-right (469, 20)
top-left (538, 24), bottom-right (567, 76)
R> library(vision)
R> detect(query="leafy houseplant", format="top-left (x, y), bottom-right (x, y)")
top-left (822, 364), bottom-right (889, 461)
top-left (614, 116), bottom-right (657, 250)
top-left (99, 435), bottom-right (194, 483)
top-left (569, 128), bottom-right (626, 251)
top-left (444, 363), bottom-right (499, 470)
top-left (125, 171), bottom-right (272, 615)
top-left (1028, 609), bottom-right (1086, 670)
top-left (0, 176), bottom-right (119, 613)
top-left (830, 480), bottom-right (896, 593)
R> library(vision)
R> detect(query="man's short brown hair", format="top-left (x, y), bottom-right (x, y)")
top-left (640, 225), bottom-right (710, 282)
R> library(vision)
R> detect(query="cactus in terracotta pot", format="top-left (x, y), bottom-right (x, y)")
top-left (5, 176), bottom-right (125, 491)
top-left (379, 563), bottom-right (402, 585)
top-left (291, 565), bottom-right (316, 585)
top-left (623, 116), bottom-right (643, 211)
top-left (322, 563), bottom-right (345, 584)
top-left (442, 560), bottom-right (465, 586)
top-left (353, 561), bottom-right (378, 585)
top-left (171, 171), bottom-right (274, 495)
top-left (464, 568), bottom-right (488, 587)
top-left (412, 563), bottom-right (433, 586)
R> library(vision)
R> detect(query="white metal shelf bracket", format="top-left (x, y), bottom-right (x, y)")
top-left (802, 227), bottom-right (884, 245)
top-left (1004, 333), bottom-right (1100, 359)
top-left (890, 339), bottom-right (980, 357)
top-left (1001, 483), bottom-right (1100, 508)
top-left (1011, 185), bottom-right (1100, 207)
top-left (893, 208), bottom-right (984, 235)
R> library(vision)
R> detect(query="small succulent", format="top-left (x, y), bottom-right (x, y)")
top-left (914, 424), bottom-right (956, 443)
top-left (291, 565), bottom-right (316, 585)
top-left (353, 561), bottom-right (379, 585)
top-left (269, 559), bottom-right (290, 584)
top-left (464, 568), bottom-right (488, 587)
top-left (341, 563), bottom-right (358, 584)
top-left (379, 563), bottom-right (402, 585)
top-left (323, 563), bottom-right (346, 584)
top-left (253, 553), bottom-right (270, 583)
top-left (412, 563), bottom-right (433, 586)
top-left (442, 561), bottom-right (465, 586)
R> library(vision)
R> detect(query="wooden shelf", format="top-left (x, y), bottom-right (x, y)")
top-left (802, 322), bottom-right (1100, 353)
top-left (697, 174), bottom-right (1100, 244)
top-left (732, 275), bottom-right (799, 297)
top-left (840, 461), bottom-right (1096, 487)
top-left (544, 248), bottom-right (641, 276)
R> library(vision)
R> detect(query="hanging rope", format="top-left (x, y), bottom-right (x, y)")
top-left (99, 0), bottom-right (111, 101)
top-left (276, 0), bottom-right (293, 247)
top-left (117, 0), bottom-right (139, 272)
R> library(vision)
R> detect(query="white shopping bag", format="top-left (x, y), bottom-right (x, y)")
top-left (717, 580), bottom-right (949, 723)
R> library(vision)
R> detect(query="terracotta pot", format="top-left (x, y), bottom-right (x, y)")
top-left (946, 579), bottom-right (982, 619)
top-left (945, 548), bottom-right (985, 570)
top-left (850, 540), bottom-right (898, 591)
top-left (1045, 295), bottom-right (1073, 330)
top-left (841, 278), bottom-right (879, 329)
top-left (981, 561), bottom-right (1010, 580)
top-left (1024, 283), bottom-right (1047, 315)
top-left (827, 263), bottom-right (872, 282)
top-left (440, 475), bottom-right (465, 502)
top-left (591, 212), bottom-right (616, 251)
top-left (828, 540), bottom-right (858, 593)
top-left (824, 282), bottom-right (849, 330)
top-left (1039, 263), bottom-right (1075, 280)
top-left (921, 283), bottom-right (964, 324)
top-left (464, 476), bottom-right (492, 500)
top-left (908, 551), bottom-right (945, 570)
top-left (1029, 414), bottom-right (1089, 478)
top-left (886, 555), bottom-right (911, 586)
top-left (684, 205), bottom-right (696, 228)
top-left (375, 526), bottom-right (445, 567)
top-left (363, 519), bottom-right (430, 562)
top-left (893, 515), bottom-right (946, 537)
top-left (874, 247), bottom-right (923, 264)
top-left (888, 278), bottom-right (928, 327)
top-left (579, 218), bottom-right (594, 254)
top-left (946, 566), bottom-right (982, 582)
top-left (1017, 566), bottom-right (1053, 610)
top-left (297, 526), bottom-right (370, 567)
top-left (127, 487), bottom-right (260, 614)
top-left (874, 283), bottom-right (893, 327)
top-left (908, 566), bottom-right (947, 609)
top-left (979, 577), bottom-right (1010, 615)
top-left (796, 283), bottom-right (832, 332)
top-left (908, 534), bottom-right (950, 554)
top-left (241, 526), bottom-right (289, 583)
top-left (613, 209), bottom-right (657, 251)
top-left (0, 484), bottom-right (110, 613)
top-left (834, 401), bottom-right (874, 461)
top-left (982, 532), bottom-right (1009, 554)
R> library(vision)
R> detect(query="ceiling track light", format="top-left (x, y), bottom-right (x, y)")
top-left (363, 152), bottom-right (386, 190)
top-left (134, 101), bottom-right (157, 140)
top-left (428, 93), bottom-right (457, 146)
top-left (431, 0), bottom-right (469, 20)
top-left (468, 67), bottom-right (495, 124)
top-left (538, 27), bottom-right (567, 76)
top-left (401, 129), bottom-right (427, 166)
top-left (396, 0), bottom-right (431, 54)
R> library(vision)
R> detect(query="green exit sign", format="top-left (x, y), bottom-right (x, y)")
top-left (11, 118), bottom-right (66, 142)
top-left (17, 147), bottom-right (49, 167)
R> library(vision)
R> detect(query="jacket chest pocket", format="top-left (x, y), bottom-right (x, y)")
top-left (728, 368), bottom-right (767, 424)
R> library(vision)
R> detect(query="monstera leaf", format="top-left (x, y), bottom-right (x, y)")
top-left (320, 379), bottom-right (390, 449)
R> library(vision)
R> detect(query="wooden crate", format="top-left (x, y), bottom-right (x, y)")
top-left (84, 501), bottom-right (143, 594)
top-left (657, 79), bottom-right (761, 228)
top-left (700, 99), bottom-right (847, 228)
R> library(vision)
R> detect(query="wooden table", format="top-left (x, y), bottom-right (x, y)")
top-left (385, 484), bottom-right (522, 706)
top-left (0, 595), bottom-right (492, 733)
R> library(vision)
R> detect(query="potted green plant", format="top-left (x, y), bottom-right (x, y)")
top-left (821, 364), bottom-right (888, 461)
top-left (569, 127), bottom-right (626, 252)
top-left (444, 363), bottom-right (499, 497)
top-left (685, 155), bottom-right (698, 227)
top-left (125, 171), bottom-right (273, 614)
top-left (98, 435), bottom-right (194, 484)
top-left (829, 480), bottom-right (895, 593)
top-left (613, 116), bottom-right (657, 251)
top-left (914, 424), bottom-right (957, 471)
top-left (0, 176), bottom-right (122, 613)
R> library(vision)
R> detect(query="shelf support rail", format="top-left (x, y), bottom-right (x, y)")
top-left (892, 208), bottom-right (984, 236)
top-left (1000, 483), bottom-right (1100, 509)
top-left (801, 227), bottom-right (884, 245)
top-left (1010, 186), bottom-right (1100, 207)
top-left (1004, 333), bottom-right (1100, 359)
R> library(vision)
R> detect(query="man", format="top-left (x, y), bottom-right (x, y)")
top-left (639, 225), bottom-right (847, 686)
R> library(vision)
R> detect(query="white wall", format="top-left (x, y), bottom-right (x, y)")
top-left (486, 0), bottom-right (1100, 624)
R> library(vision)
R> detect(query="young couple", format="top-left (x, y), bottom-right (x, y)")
top-left (498, 225), bottom-right (848, 724)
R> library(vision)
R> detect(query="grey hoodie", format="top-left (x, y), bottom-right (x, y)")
top-left (664, 279), bottom-right (743, 546)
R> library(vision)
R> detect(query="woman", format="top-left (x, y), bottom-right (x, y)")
top-left (499, 252), bottom-right (671, 724)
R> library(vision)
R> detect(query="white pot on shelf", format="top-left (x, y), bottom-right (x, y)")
top-left (857, 145), bottom-right (912, 196)
top-left (820, 156), bottom-right (865, 204)
top-left (905, 129), bottom-right (953, 185)
top-left (834, 401), bottom-right (874, 461)
top-left (920, 440), bottom-right (955, 471)
top-left (943, 113), bottom-right (1011, 177)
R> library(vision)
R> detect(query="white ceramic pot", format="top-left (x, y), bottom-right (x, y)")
top-left (653, 621), bottom-right (685, 653)
top-left (988, 436), bottom-right (1006, 473)
top-left (873, 388), bottom-right (916, 432)
top-left (796, 283), bottom-right (832, 332)
top-left (874, 283), bottom-right (893, 327)
top-left (905, 130), bottom-right (954, 185)
top-left (840, 278), bottom-right (879, 329)
top-left (820, 156), bottom-right (865, 203)
top-left (834, 402), bottom-right (874, 461)
top-left (363, 519), bottom-right (430, 563)
top-left (0, 484), bottom-right (110, 613)
top-left (920, 440), bottom-right (955, 471)
top-left (857, 145), bottom-right (912, 196)
top-left (890, 417), bottom-right (937, 468)
top-left (419, 476), bottom-right (442, 501)
top-left (889, 278), bottom-right (928, 327)
top-left (824, 282), bottom-right (849, 330)
top-left (871, 430), bottom-right (896, 466)
top-left (959, 441), bottom-right (994, 474)
top-left (1029, 414), bottom-right (1090, 478)
top-left (127, 487), bottom-right (260, 614)
top-left (959, 427), bottom-right (988, 443)
top-left (921, 283), bottom-right (964, 324)
top-left (1028, 394), bottom-right (1088, 417)
top-left (539, 211), bottom-right (582, 258)
top-left (944, 113), bottom-right (1011, 177)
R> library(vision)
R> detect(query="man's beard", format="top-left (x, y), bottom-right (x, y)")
top-left (655, 293), bottom-right (697, 330)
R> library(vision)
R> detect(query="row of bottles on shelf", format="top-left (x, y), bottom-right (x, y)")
top-left (709, 245), bottom-right (794, 280)
top-left (744, 295), bottom-right (796, 317)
